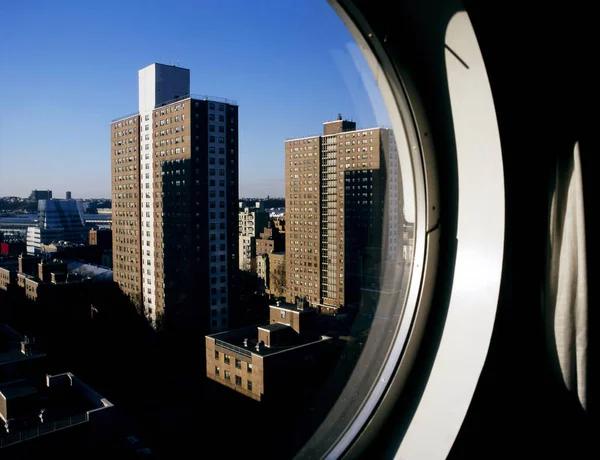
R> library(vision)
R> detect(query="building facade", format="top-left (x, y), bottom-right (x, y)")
top-left (205, 300), bottom-right (331, 403)
top-left (29, 190), bottom-right (52, 201)
top-left (285, 118), bottom-right (402, 313)
top-left (111, 63), bottom-right (239, 333)
top-left (26, 199), bottom-right (89, 255)
top-left (255, 220), bottom-right (285, 257)
top-left (238, 202), bottom-right (268, 273)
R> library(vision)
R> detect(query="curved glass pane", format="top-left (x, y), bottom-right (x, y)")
top-left (0, 1), bottom-right (418, 458)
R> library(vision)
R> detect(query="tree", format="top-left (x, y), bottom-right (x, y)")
top-left (270, 262), bottom-right (286, 298)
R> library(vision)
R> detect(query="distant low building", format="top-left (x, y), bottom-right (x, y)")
top-left (26, 200), bottom-right (89, 255)
top-left (238, 202), bottom-right (269, 273)
top-left (89, 228), bottom-right (112, 250)
top-left (0, 254), bottom-right (112, 304)
top-left (28, 190), bottom-right (52, 201)
top-left (256, 221), bottom-right (285, 256)
top-left (256, 254), bottom-right (269, 293)
top-left (273, 218), bottom-right (285, 234)
top-left (0, 242), bottom-right (25, 257)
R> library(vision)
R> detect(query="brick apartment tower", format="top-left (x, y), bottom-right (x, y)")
top-left (285, 117), bottom-right (401, 313)
top-left (111, 63), bottom-right (239, 334)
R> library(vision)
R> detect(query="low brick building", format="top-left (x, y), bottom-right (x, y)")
top-left (205, 299), bottom-right (334, 403)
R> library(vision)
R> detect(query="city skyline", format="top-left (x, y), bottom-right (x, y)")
top-left (0, 0), bottom-right (389, 199)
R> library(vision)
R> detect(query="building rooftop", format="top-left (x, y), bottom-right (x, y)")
top-left (1, 372), bottom-right (112, 439)
top-left (210, 322), bottom-right (326, 357)
top-left (0, 324), bottom-right (45, 368)
top-left (0, 259), bottom-right (19, 270)
top-left (66, 262), bottom-right (112, 281)
top-left (270, 300), bottom-right (315, 314)
top-left (0, 382), bottom-right (37, 400)
top-left (112, 93), bottom-right (238, 123)
top-left (258, 323), bottom-right (289, 332)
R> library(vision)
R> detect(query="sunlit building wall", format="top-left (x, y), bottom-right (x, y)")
top-left (111, 63), bottom-right (239, 334)
top-left (285, 118), bottom-right (402, 313)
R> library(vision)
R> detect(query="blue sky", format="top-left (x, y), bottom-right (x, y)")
top-left (0, 0), bottom-right (388, 199)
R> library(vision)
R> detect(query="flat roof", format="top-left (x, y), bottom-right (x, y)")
top-left (0, 347), bottom-right (45, 366)
top-left (210, 321), bottom-right (327, 357)
top-left (0, 324), bottom-right (23, 345)
top-left (258, 323), bottom-right (289, 332)
top-left (270, 302), bottom-right (316, 314)
top-left (67, 262), bottom-right (112, 276)
top-left (0, 323), bottom-right (45, 365)
top-left (0, 383), bottom-right (38, 400)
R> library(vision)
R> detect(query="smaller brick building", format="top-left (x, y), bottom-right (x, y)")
top-left (206, 299), bottom-right (332, 402)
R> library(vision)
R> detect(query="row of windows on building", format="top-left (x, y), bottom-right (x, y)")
top-left (115, 246), bottom-right (138, 254)
top-left (114, 155), bottom-right (137, 165)
top-left (114, 147), bottom-right (137, 156)
top-left (114, 127), bottom-right (136, 138)
top-left (115, 184), bottom-right (136, 191)
top-left (155, 136), bottom-right (185, 147)
top-left (115, 237), bottom-right (137, 245)
top-left (114, 137), bottom-right (137, 146)
top-left (115, 228), bottom-right (138, 236)
top-left (114, 163), bottom-right (137, 172)
top-left (153, 116), bottom-right (183, 128)
top-left (114, 118), bottom-right (137, 129)
top-left (152, 103), bottom-right (185, 118)
top-left (155, 125), bottom-right (185, 136)
top-left (216, 352), bottom-right (252, 372)
top-left (115, 263), bottom-right (138, 273)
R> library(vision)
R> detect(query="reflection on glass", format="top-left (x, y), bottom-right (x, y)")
top-left (0, 1), bottom-right (415, 458)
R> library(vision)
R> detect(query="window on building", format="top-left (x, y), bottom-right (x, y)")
top-left (235, 375), bottom-right (242, 386)
top-left (224, 354), bottom-right (230, 364)
top-left (235, 358), bottom-right (241, 369)
top-left (247, 363), bottom-right (253, 374)
top-left (224, 370), bottom-right (230, 381)
top-left (247, 381), bottom-right (252, 391)
top-left (214, 350), bottom-right (219, 360)
top-left (215, 366), bottom-right (220, 376)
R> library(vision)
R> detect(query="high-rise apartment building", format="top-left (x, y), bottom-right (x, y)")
top-left (111, 63), bottom-right (239, 333)
top-left (285, 117), bottom-right (401, 313)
